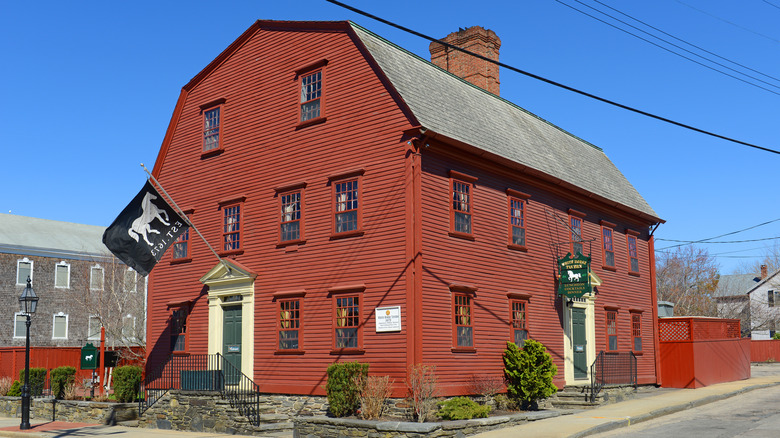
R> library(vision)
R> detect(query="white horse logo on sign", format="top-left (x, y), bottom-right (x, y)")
top-left (128, 191), bottom-right (170, 246)
top-left (85, 354), bottom-right (93, 361)
top-left (567, 270), bottom-right (582, 282)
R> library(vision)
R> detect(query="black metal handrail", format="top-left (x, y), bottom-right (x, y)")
top-left (138, 353), bottom-right (261, 426)
top-left (590, 351), bottom-right (636, 402)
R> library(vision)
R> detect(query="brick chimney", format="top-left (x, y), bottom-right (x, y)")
top-left (761, 264), bottom-right (768, 279)
top-left (429, 26), bottom-right (501, 95)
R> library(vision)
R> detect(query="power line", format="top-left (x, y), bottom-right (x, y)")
top-left (586, 0), bottom-right (780, 86)
top-left (764, 1), bottom-right (780, 12)
top-left (325, 0), bottom-right (780, 155)
top-left (557, 0), bottom-right (780, 95)
top-left (656, 217), bottom-right (780, 250)
top-left (677, 0), bottom-right (780, 44)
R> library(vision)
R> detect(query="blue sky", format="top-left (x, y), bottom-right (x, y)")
top-left (3, 0), bottom-right (778, 274)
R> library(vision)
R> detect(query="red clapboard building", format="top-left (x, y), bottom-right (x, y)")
top-left (147, 20), bottom-right (664, 396)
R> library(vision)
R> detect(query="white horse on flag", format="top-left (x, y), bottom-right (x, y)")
top-left (128, 191), bottom-right (170, 246)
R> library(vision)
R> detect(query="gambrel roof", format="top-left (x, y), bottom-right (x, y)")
top-left (155, 20), bottom-right (661, 224)
top-left (350, 22), bottom-right (660, 223)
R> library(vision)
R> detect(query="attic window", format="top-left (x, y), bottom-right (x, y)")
top-left (296, 59), bottom-right (328, 128)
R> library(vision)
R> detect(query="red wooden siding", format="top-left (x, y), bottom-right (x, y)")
top-left (751, 340), bottom-right (780, 362)
top-left (149, 24), bottom-right (417, 396)
top-left (419, 145), bottom-right (658, 393)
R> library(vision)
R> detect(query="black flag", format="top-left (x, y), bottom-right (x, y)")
top-left (103, 180), bottom-right (189, 276)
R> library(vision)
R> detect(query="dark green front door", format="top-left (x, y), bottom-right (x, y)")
top-left (223, 305), bottom-right (242, 385)
top-left (572, 307), bottom-right (587, 379)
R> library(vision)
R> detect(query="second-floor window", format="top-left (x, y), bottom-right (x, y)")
top-left (450, 177), bottom-right (474, 237)
top-left (88, 316), bottom-right (101, 341)
top-left (17, 259), bottom-right (32, 285)
top-left (281, 191), bottom-right (302, 242)
top-left (223, 204), bottom-right (241, 251)
top-left (52, 313), bottom-right (68, 339)
top-left (90, 266), bottom-right (104, 290)
top-left (334, 179), bottom-right (359, 234)
top-left (55, 262), bottom-right (70, 289)
top-left (627, 234), bottom-right (639, 274)
top-left (602, 226), bottom-right (615, 269)
top-left (509, 198), bottom-right (526, 247)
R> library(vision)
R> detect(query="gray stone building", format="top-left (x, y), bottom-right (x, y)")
top-left (0, 213), bottom-right (146, 349)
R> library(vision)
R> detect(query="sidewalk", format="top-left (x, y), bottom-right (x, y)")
top-left (1, 365), bottom-right (779, 438)
top-left (474, 364), bottom-right (780, 438)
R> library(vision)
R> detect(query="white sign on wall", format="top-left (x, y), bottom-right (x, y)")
top-left (375, 306), bottom-right (402, 332)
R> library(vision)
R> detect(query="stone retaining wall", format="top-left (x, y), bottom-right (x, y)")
top-left (0, 396), bottom-right (136, 424)
top-left (293, 411), bottom-right (560, 438)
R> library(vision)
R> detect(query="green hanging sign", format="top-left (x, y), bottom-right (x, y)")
top-left (81, 343), bottom-right (98, 370)
top-left (558, 253), bottom-right (591, 298)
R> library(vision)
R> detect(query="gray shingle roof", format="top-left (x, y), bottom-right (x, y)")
top-left (351, 23), bottom-right (659, 221)
top-left (713, 273), bottom-right (760, 298)
top-left (0, 213), bottom-right (108, 260)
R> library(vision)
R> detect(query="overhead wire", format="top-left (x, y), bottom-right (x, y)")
top-left (555, 0), bottom-right (780, 95)
top-left (676, 0), bottom-right (780, 44)
top-left (655, 217), bottom-right (780, 251)
top-left (325, 0), bottom-right (780, 155)
top-left (587, 0), bottom-right (780, 85)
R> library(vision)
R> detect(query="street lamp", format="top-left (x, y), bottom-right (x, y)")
top-left (18, 276), bottom-right (38, 430)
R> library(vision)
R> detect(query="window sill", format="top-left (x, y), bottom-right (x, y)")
top-left (451, 347), bottom-right (477, 353)
top-left (201, 148), bottom-right (224, 159)
top-left (277, 239), bottom-right (307, 248)
top-left (274, 349), bottom-right (305, 355)
top-left (330, 348), bottom-right (365, 355)
top-left (218, 249), bottom-right (244, 257)
top-left (632, 351), bottom-right (644, 356)
top-left (172, 351), bottom-right (190, 356)
top-left (330, 230), bottom-right (364, 240)
top-left (296, 116), bottom-right (327, 130)
top-left (628, 271), bottom-right (641, 277)
top-left (507, 244), bottom-right (528, 252)
top-left (170, 258), bottom-right (192, 265)
top-left (602, 266), bottom-right (617, 272)
top-left (449, 231), bottom-right (475, 241)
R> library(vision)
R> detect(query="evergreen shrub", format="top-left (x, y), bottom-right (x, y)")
top-left (503, 340), bottom-right (558, 410)
top-left (51, 366), bottom-right (76, 399)
top-left (325, 361), bottom-right (369, 417)
top-left (113, 365), bottom-right (142, 403)
top-left (437, 396), bottom-right (490, 420)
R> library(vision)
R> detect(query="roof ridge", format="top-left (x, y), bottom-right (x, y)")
top-left (349, 21), bottom-right (603, 152)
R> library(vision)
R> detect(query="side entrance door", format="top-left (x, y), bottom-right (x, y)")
top-left (223, 305), bottom-right (242, 385)
top-left (572, 307), bottom-right (588, 379)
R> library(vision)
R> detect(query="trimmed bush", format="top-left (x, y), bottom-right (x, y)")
top-left (326, 361), bottom-right (369, 417)
top-left (113, 365), bottom-right (142, 403)
top-left (17, 368), bottom-right (46, 397)
top-left (7, 380), bottom-right (21, 397)
top-left (438, 396), bottom-right (490, 420)
top-left (503, 340), bottom-right (558, 410)
top-left (51, 366), bottom-right (76, 399)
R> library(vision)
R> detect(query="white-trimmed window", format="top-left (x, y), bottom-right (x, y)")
top-left (90, 265), bottom-right (104, 291)
top-left (88, 316), bottom-right (102, 341)
top-left (17, 258), bottom-right (33, 285)
top-left (52, 313), bottom-right (68, 339)
top-left (14, 313), bottom-right (28, 339)
top-left (122, 314), bottom-right (136, 340)
top-left (124, 268), bottom-right (137, 293)
top-left (55, 261), bottom-right (70, 289)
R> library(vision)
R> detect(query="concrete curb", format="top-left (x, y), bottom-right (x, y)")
top-left (570, 381), bottom-right (780, 437)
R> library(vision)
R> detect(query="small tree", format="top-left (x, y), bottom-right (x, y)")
top-left (407, 363), bottom-right (438, 422)
top-left (357, 375), bottom-right (393, 420)
top-left (503, 340), bottom-right (557, 410)
top-left (325, 361), bottom-right (369, 417)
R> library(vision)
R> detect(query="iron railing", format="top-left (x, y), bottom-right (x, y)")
top-left (590, 351), bottom-right (636, 402)
top-left (138, 353), bottom-right (260, 425)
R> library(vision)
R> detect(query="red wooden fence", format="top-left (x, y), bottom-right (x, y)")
top-left (751, 340), bottom-right (780, 362)
top-left (0, 347), bottom-right (143, 384)
top-left (659, 317), bottom-right (750, 388)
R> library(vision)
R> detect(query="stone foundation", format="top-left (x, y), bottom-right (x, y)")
top-left (0, 396), bottom-right (136, 424)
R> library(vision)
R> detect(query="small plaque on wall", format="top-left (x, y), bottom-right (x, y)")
top-left (375, 306), bottom-right (401, 332)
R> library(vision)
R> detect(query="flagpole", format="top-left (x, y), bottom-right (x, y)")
top-left (141, 163), bottom-right (232, 274)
